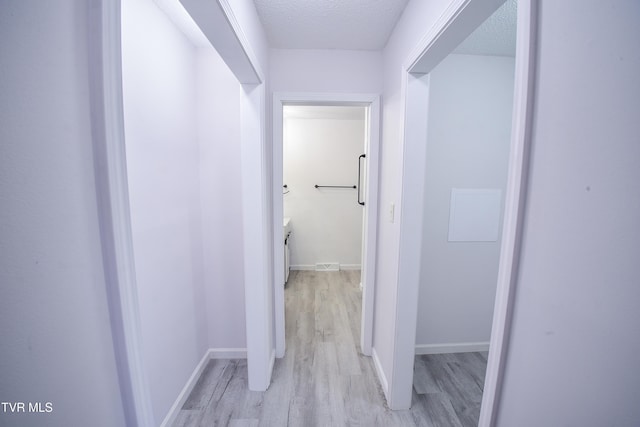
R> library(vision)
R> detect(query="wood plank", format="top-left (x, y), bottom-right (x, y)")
top-left (181, 359), bottom-right (229, 410)
top-left (171, 271), bottom-right (487, 427)
top-left (413, 356), bottom-right (441, 395)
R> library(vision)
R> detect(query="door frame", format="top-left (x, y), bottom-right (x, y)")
top-left (272, 92), bottom-right (381, 357)
top-left (388, 0), bottom-right (538, 423)
top-left (90, 0), bottom-right (270, 424)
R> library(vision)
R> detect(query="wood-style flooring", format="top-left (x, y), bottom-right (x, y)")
top-left (172, 270), bottom-right (487, 426)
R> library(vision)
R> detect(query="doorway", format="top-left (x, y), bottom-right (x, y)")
top-left (412, 1), bottom-right (517, 424)
top-left (389, 0), bottom-right (536, 424)
top-left (272, 93), bottom-right (381, 358)
top-left (282, 105), bottom-right (366, 273)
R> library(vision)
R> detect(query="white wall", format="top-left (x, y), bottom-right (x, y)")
top-left (121, 0), bottom-right (207, 422)
top-left (0, 1), bottom-right (126, 426)
top-left (270, 48), bottom-right (382, 357)
top-left (496, 1), bottom-right (640, 425)
top-left (122, 0), bottom-right (255, 417)
top-left (283, 110), bottom-right (365, 268)
top-left (197, 47), bottom-right (247, 349)
top-left (416, 54), bottom-right (514, 348)
top-left (270, 49), bottom-right (383, 93)
top-left (375, 0), bottom-right (460, 390)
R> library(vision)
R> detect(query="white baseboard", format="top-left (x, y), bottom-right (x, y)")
top-left (415, 341), bottom-right (490, 355)
top-left (269, 349), bottom-right (275, 380)
top-left (209, 348), bottom-right (247, 359)
top-left (291, 264), bottom-right (362, 271)
top-left (160, 347), bottom-right (248, 427)
top-left (371, 348), bottom-right (390, 404)
top-left (160, 350), bottom-right (211, 427)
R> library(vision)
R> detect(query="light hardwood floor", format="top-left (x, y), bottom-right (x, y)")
top-left (172, 270), bottom-right (487, 426)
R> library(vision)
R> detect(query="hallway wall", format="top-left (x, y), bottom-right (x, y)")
top-left (196, 48), bottom-right (246, 350)
top-left (375, 0), bottom-right (460, 393)
top-left (496, 1), bottom-right (640, 425)
top-left (270, 49), bottom-right (383, 93)
top-left (121, 0), bottom-right (208, 422)
top-left (121, 0), bottom-right (260, 419)
top-left (0, 2), bottom-right (126, 426)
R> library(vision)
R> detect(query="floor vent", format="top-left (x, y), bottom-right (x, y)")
top-left (315, 263), bottom-right (339, 271)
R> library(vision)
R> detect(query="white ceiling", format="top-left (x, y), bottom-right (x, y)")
top-left (253, 0), bottom-right (409, 50)
top-left (454, 0), bottom-right (517, 57)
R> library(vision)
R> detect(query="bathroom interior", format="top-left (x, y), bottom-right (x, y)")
top-left (281, 105), bottom-right (367, 283)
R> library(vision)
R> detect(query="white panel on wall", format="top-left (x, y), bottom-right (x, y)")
top-left (448, 188), bottom-right (502, 242)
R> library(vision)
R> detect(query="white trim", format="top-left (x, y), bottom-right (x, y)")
top-left (390, 0), bottom-right (537, 418)
top-left (290, 265), bottom-right (316, 271)
top-left (360, 96), bottom-right (381, 357)
top-left (180, 0), bottom-right (263, 84)
top-left (159, 347), bottom-right (250, 427)
top-left (272, 92), bottom-right (381, 359)
top-left (290, 264), bottom-right (362, 271)
top-left (216, 0), bottom-right (264, 82)
top-left (403, 0), bottom-right (466, 71)
top-left (273, 95), bottom-right (286, 358)
top-left (240, 83), bottom-right (273, 392)
top-left (415, 342), bottom-right (490, 355)
top-left (269, 349), bottom-right (276, 379)
top-left (89, 1), bottom-right (155, 425)
top-left (389, 72), bottom-right (432, 410)
top-left (404, 0), bottom-right (506, 73)
top-left (159, 351), bottom-right (212, 427)
top-left (479, 1), bottom-right (538, 426)
top-left (371, 348), bottom-right (390, 402)
top-left (210, 348), bottom-right (248, 359)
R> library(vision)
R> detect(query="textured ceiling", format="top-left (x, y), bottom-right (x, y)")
top-left (454, 0), bottom-right (517, 57)
top-left (253, 0), bottom-right (409, 50)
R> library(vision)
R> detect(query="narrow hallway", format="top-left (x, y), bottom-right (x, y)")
top-left (172, 271), bottom-right (486, 426)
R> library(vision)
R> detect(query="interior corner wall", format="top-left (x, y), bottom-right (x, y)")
top-left (196, 47), bottom-right (247, 349)
top-left (0, 1), bottom-right (126, 426)
top-left (283, 115), bottom-right (365, 268)
top-left (496, 1), bottom-right (640, 425)
top-left (375, 0), bottom-right (460, 389)
top-left (416, 54), bottom-right (515, 348)
top-left (121, 0), bottom-right (208, 422)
